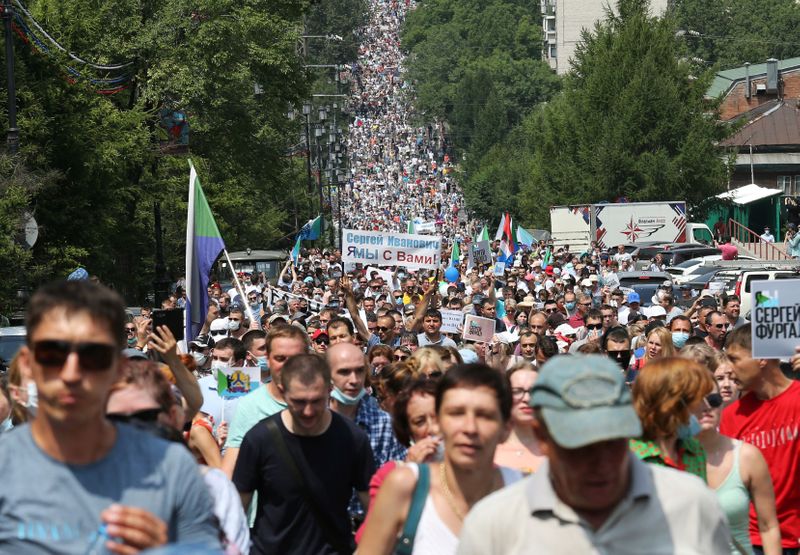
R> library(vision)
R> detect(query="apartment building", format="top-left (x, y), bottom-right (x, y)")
top-left (541, 0), bottom-right (669, 74)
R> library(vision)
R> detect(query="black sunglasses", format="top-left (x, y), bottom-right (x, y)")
top-left (107, 407), bottom-right (162, 424)
top-left (394, 355), bottom-right (409, 361)
top-left (125, 327), bottom-right (136, 334)
top-left (377, 326), bottom-right (392, 332)
top-left (586, 324), bottom-right (603, 331)
top-left (314, 338), bottom-right (330, 345)
top-left (32, 340), bottom-right (117, 371)
top-left (704, 393), bottom-right (723, 409)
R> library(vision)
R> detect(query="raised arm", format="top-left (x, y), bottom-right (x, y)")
top-left (742, 442), bottom-right (782, 555)
top-left (342, 275), bottom-right (371, 342)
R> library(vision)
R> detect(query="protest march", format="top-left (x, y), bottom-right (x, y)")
top-left (3, 0), bottom-right (800, 554)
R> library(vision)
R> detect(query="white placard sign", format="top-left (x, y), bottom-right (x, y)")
top-left (471, 240), bottom-right (492, 265)
top-left (440, 309), bottom-right (465, 334)
top-left (463, 315), bottom-right (496, 343)
top-left (342, 229), bottom-right (442, 270)
top-left (751, 279), bottom-right (800, 359)
top-left (414, 221), bottom-right (436, 234)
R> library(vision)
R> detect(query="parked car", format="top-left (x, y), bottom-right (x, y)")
top-left (737, 269), bottom-right (800, 318)
top-left (0, 326), bottom-right (26, 373)
top-left (617, 271), bottom-right (673, 306)
top-left (666, 255), bottom-right (757, 284)
top-left (658, 247), bottom-right (722, 267)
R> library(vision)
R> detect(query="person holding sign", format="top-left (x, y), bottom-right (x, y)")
top-left (721, 324), bottom-right (800, 554)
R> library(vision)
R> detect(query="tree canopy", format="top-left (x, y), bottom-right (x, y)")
top-left (671, 0), bottom-right (800, 68)
top-left (465, 0), bottom-right (732, 228)
top-left (0, 0), bottom-right (363, 309)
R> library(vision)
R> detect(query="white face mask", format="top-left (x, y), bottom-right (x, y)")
top-left (26, 381), bottom-right (38, 410)
top-left (227, 320), bottom-right (240, 331)
top-left (191, 352), bottom-right (208, 366)
top-left (210, 359), bottom-right (229, 372)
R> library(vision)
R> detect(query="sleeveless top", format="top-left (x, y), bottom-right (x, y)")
top-left (408, 464), bottom-right (521, 555)
top-left (714, 440), bottom-right (753, 555)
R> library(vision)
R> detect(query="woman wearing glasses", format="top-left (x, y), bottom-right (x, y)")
top-left (493, 363), bottom-right (544, 475)
top-left (696, 383), bottom-right (781, 555)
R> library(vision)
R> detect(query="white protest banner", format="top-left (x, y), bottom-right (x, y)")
top-left (216, 367), bottom-right (261, 399)
top-left (342, 229), bottom-right (442, 270)
top-left (365, 266), bottom-right (395, 285)
top-left (440, 309), bottom-right (465, 334)
top-left (471, 240), bottom-right (492, 265)
top-left (463, 314), bottom-right (496, 343)
top-left (414, 221), bottom-right (436, 234)
top-left (751, 279), bottom-right (800, 359)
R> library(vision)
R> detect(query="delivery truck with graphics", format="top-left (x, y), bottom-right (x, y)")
top-left (549, 201), bottom-right (713, 251)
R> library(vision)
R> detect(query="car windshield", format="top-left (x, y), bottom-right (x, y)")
top-left (0, 334), bottom-right (26, 368)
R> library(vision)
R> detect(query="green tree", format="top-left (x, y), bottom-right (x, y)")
top-left (505, 0), bottom-right (731, 229)
top-left (0, 0), bottom-right (358, 307)
top-left (671, 0), bottom-right (800, 68)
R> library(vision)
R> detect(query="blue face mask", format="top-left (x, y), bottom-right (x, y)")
top-left (677, 415), bottom-right (702, 440)
top-left (671, 331), bottom-right (690, 349)
top-left (0, 416), bottom-right (12, 433)
top-left (330, 386), bottom-right (367, 406)
top-left (565, 301), bottom-right (576, 311)
top-left (255, 355), bottom-right (268, 371)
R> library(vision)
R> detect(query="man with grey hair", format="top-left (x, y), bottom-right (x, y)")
top-left (457, 355), bottom-right (731, 554)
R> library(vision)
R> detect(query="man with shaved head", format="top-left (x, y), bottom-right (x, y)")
top-left (326, 342), bottom-right (406, 522)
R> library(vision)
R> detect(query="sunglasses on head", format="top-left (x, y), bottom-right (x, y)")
top-left (32, 340), bottom-right (117, 371)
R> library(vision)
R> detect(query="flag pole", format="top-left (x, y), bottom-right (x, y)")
top-left (223, 249), bottom-right (257, 325)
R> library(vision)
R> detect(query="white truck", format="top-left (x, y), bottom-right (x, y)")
top-left (550, 201), bottom-right (713, 251)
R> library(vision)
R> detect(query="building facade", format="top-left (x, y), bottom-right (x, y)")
top-left (541, 0), bottom-right (669, 74)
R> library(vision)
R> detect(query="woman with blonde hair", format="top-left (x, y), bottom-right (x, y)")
top-left (411, 346), bottom-right (447, 379)
top-left (630, 357), bottom-right (714, 480)
top-left (679, 342), bottom-right (720, 374)
top-left (643, 326), bottom-right (675, 365)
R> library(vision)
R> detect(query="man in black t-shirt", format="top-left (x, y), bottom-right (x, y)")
top-left (233, 354), bottom-right (374, 555)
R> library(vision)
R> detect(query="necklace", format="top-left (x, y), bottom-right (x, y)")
top-left (439, 463), bottom-right (466, 521)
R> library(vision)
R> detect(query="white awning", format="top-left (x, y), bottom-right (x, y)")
top-left (716, 184), bottom-right (783, 205)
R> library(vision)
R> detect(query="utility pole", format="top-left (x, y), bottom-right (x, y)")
top-left (3, 0), bottom-right (19, 153)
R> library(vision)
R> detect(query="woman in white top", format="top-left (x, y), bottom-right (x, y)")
top-left (357, 363), bottom-right (521, 555)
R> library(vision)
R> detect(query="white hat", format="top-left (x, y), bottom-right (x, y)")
top-left (555, 323), bottom-right (578, 336)
top-left (644, 305), bottom-right (667, 318)
top-left (589, 274), bottom-right (599, 282)
top-left (580, 278), bottom-right (593, 287)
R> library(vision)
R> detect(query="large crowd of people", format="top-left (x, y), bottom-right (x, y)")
top-left (339, 0), bottom-right (470, 241)
top-left (1, 1), bottom-right (800, 554)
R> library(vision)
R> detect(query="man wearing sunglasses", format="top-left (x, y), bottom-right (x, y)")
top-left (704, 311), bottom-right (729, 351)
top-left (0, 280), bottom-right (219, 552)
top-left (568, 310), bottom-right (604, 354)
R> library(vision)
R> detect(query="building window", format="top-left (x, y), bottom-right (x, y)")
top-left (549, 44), bottom-right (557, 59)
top-left (778, 175), bottom-right (793, 194)
top-left (792, 175), bottom-right (800, 196)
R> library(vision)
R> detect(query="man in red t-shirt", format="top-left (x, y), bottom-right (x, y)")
top-left (721, 324), bottom-right (800, 553)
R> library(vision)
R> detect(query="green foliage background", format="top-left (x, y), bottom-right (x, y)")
top-left (0, 0), bottom-right (364, 311)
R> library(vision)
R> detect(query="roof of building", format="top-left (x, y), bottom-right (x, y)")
top-left (720, 101), bottom-right (800, 147)
top-left (716, 184), bottom-right (783, 205)
top-left (707, 57), bottom-right (800, 99)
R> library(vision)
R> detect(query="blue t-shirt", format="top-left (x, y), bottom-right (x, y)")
top-left (0, 423), bottom-right (220, 554)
